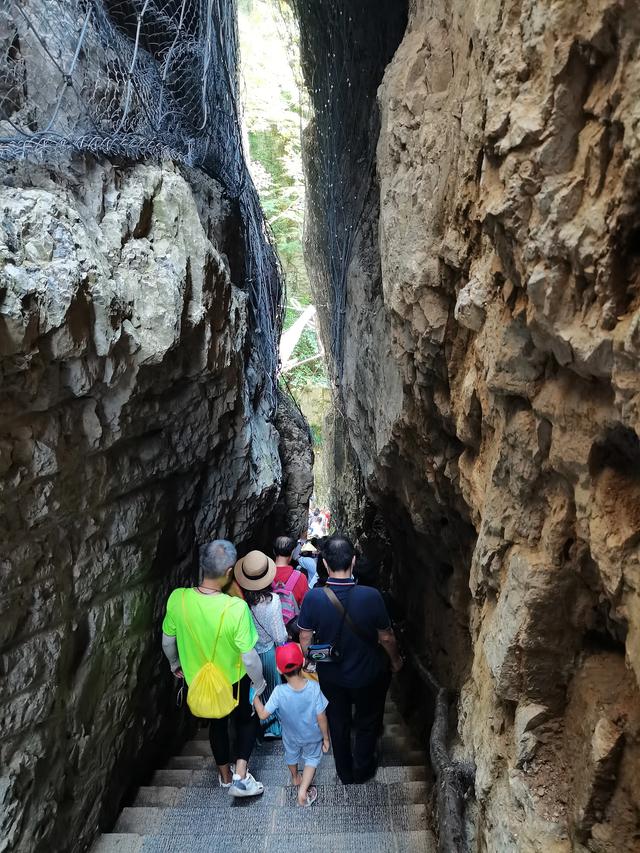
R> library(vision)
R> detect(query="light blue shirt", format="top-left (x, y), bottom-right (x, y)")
top-left (264, 680), bottom-right (328, 748)
top-left (298, 555), bottom-right (318, 587)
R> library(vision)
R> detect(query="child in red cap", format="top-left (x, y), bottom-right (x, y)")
top-left (253, 642), bottom-right (330, 806)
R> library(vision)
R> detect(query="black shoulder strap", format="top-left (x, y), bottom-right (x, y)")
top-left (323, 586), bottom-right (377, 649)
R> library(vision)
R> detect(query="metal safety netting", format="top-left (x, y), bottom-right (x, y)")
top-left (289, 0), bottom-right (406, 382)
top-left (0, 0), bottom-right (284, 410)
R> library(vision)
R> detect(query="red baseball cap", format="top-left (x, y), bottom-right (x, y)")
top-left (275, 643), bottom-right (304, 674)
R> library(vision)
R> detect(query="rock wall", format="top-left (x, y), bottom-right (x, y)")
top-left (304, 0), bottom-right (640, 850)
top-left (0, 157), bottom-right (283, 853)
top-left (266, 388), bottom-right (314, 541)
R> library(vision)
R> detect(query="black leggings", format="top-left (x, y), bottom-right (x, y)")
top-left (208, 674), bottom-right (258, 766)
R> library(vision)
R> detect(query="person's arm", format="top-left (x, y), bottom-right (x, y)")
top-left (254, 687), bottom-right (278, 720)
top-left (161, 632), bottom-right (183, 677)
top-left (241, 647), bottom-right (267, 695)
top-left (295, 571), bottom-right (309, 606)
top-left (370, 589), bottom-right (403, 672)
top-left (297, 593), bottom-right (315, 657)
top-left (253, 692), bottom-right (271, 720)
top-left (317, 711), bottom-right (330, 753)
top-left (299, 629), bottom-right (314, 657)
top-left (378, 627), bottom-right (403, 672)
top-left (161, 592), bottom-right (183, 677)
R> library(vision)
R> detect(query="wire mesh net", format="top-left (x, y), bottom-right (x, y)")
top-left (0, 0), bottom-right (283, 410)
top-left (290, 0), bottom-right (406, 382)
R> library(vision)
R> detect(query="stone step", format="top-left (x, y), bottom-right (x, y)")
top-left (92, 688), bottom-right (435, 851)
top-left (94, 830), bottom-right (436, 853)
top-left (133, 780), bottom-right (429, 808)
top-left (180, 735), bottom-right (423, 760)
top-left (180, 732), bottom-right (421, 758)
top-left (92, 836), bottom-right (142, 853)
top-left (192, 715), bottom-right (409, 740)
top-left (166, 748), bottom-right (426, 772)
top-left (385, 722), bottom-right (421, 739)
top-left (134, 787), bottom-right (180, 808)
top-left (115, 803), bottom-right (429, 835)
top-left (151, 762), bottom-right (428, 789)
top-left (165, 755), bottom-right (221, 770)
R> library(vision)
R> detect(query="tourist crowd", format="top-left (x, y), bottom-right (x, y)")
top-left (161, 532), bottom-right (403, 807)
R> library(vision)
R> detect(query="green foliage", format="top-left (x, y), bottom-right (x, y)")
top-left (288, 324), bottom-right (327, 388)
top-left (309, 423), bottom-right (323, 447)
top-left (248, 126), bottom-right (306, 290)
top-left (239, 0), bottom-right (328, 388)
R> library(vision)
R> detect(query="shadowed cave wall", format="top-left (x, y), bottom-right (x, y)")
top-left (0, 2), bottom-right (313, 851)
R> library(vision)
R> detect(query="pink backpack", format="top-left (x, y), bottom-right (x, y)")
top-left (273, 571), bottom-right (301, 624)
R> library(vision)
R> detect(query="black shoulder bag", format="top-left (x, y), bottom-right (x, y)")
top-left (307, 586), bottom-right (379, 664)
top-left (307, 587), bottom-right (354, 664)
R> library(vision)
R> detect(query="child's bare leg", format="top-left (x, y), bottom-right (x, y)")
top-left (288, 764), bottom-right (302, 786)
top-left (297, 764), bottom-right (317, 805)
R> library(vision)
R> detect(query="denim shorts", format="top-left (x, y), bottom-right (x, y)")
top-left (283, 738), bottom-right (323, 768)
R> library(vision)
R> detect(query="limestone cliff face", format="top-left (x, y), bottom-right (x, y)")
top-left (320, 0), bottom-right (640, 850)
top-left (272, 389), bottom-right (315, 540)
top-left (0, 158), bottom-right (283, 852)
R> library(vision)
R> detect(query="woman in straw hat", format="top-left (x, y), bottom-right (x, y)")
top-left (234, 550), bottom-right (287, 738)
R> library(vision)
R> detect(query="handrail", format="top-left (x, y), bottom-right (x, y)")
top-left (403, 640), bottom-right (475, 853)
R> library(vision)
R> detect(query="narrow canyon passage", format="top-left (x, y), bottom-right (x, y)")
top-left (1, 2), bottom-right (640, 853)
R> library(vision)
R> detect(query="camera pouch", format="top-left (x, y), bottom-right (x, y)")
top-left (307, 642), bottom-right (341, 664)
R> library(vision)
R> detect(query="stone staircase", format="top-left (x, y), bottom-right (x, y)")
top-left (92, 698), bottom-right (436, 853)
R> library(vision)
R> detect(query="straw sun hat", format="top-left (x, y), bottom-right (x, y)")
top-left (234, 550), bottom-right (276, 591)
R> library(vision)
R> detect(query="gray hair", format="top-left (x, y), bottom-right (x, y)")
top-left (199, 540), bottom-right (237, 580)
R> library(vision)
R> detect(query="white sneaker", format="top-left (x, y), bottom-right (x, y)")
top-left (229, 771), bottom-right (264, 798)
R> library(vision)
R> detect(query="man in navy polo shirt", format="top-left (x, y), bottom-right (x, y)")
top-left (298, 535), bottom-right (403, 784)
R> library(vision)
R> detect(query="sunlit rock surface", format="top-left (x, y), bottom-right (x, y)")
top-left (305, 0), bottom-right (640, 850)
top-left (0, 158), bottom-right (282, 852)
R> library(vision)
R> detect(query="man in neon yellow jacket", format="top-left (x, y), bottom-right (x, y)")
top-left (162, 540), bottom-right (267, 798)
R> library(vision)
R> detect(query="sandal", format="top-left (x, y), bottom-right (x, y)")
top-left (298, 785), bottom-right (318, 807)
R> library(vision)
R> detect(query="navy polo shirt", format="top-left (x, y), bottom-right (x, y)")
top-left (298, 578), bottom-right (391, 688)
